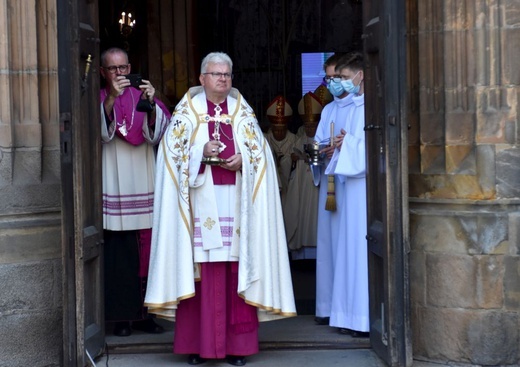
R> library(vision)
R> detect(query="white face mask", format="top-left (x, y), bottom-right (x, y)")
top-left (327, 79), bottom-right (345, 97)
top-left (340, 71), bottom-right (361, 94)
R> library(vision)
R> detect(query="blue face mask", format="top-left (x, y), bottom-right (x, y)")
top-left (340, 71), bottom-right (361, 95)
top-left (327, 80), bottom-right (345, 97)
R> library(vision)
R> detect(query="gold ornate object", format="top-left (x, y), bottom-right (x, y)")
top-left (266, 95), bottom-right (293, 141)
top-left (313, 85), bottom-right (333, 107)
top-left (201, 157), bottom-right (227, 166)
top-left (298, 91), bottom-right (324, 138)
top-left (202, 104), bottom-right (231, 166)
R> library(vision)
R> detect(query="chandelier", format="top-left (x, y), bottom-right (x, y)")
top-left (119, 11), bottom-right (135, 37)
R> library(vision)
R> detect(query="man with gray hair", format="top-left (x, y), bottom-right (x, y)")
top-left (145, 52), bottom-right (296, 366)
top-left (100, 47), bottom-right (171, 337)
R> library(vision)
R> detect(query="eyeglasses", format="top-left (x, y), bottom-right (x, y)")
top-left (103, 64), bottom-right (129, 73)
top-left (323, 76), bottom-right (342, 84)
top-left (203, 72), bottom-right (234, 80)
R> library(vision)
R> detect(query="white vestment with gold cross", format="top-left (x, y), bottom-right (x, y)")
top-left (144, 86), bottom-right (297, 322)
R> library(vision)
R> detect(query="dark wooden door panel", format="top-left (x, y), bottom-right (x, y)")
top-left (362, 0), bottom-right (412, 365)
top-left (58, 0), bottom-right (103, 366)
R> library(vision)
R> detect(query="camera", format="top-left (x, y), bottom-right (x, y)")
top-left (125, 74), bottom-right (143, 88)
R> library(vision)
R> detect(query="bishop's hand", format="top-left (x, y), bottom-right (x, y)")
top-left (203, 140), bottom-right (222, 158)
top-left (221, 153), bottom-right (242, 172)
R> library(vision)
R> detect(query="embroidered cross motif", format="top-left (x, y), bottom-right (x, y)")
top-left (204, 217), bottom-right (216, 230)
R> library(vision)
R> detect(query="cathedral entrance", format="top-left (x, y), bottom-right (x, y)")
top-left (60, 0), bottom-right (411, 366)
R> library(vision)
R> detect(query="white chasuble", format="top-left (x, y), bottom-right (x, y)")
top-left (144, 86), bottom-right (297, 322)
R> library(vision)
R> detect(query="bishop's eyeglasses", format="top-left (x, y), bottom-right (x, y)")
top-left (203, 72), bottom-right (234, 80)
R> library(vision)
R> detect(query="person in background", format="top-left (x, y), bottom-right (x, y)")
top-left (264, 95), bottom-right (297, 203)
top-left (284, 91), bottom-right (324, 259)
top-left (100, 47), bottom-right (171, 337)
top-left (144, 52), bottom-right (296, 366)
top-left (311, 52), bottom-right (354, 329)
top-left (324, 51), bottom-right (369, 338)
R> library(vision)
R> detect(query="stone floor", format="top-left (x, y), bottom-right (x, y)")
top-left (104, 315), bottom-right (370, 354)
top-left (96, 316), bottom-right (452, 367)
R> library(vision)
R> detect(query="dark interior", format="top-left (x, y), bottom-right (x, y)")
top-left (98, 0), bottom-right (364, 316)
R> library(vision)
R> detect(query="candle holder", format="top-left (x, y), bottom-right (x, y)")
top-left (118, 11), bottom-right (135, 37)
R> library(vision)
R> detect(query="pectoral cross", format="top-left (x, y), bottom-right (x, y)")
top-left (118, 116), bottom-right (128, 136)
top-left (209, 104), bottom-right (227, 153)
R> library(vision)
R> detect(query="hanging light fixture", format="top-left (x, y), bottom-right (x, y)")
top-left (119, 11), bottom-right (136, 37)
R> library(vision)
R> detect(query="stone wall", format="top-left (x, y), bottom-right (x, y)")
top-left (0, 1), bottom-right (62, 366)
top-left (408, 1), bottom-right (520, 365)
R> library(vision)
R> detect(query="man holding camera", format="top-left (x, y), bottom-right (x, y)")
top-left (100, 47), bottom-right (171, 336)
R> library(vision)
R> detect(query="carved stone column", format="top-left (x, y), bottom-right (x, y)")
top-left (409, 0), bottom-right (520, 365)
top-left (0, 0), bottom-right (60, 208)
top-left (0, 1), bottom-right (62, 366)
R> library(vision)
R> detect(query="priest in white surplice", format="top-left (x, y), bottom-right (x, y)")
top-left (312, 53), bottom-right (358, 330)
top-left (100, 47), bottom-right (171, 337)
top-left (322, 52), bottom-right (369, 337)
top-left (144, 52), bottom-right (296, 366)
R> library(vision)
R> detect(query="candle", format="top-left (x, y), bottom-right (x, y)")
top-left (330, 121), bottom-right (334, 146)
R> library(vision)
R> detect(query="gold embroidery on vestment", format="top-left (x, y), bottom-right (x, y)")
top-left (204, 217), bottom-right (216, 230)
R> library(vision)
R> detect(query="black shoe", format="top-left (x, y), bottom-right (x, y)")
top-left (132, 318), bottom-right (164, 334)
top-left (113, 321), bottom-right (132, 337)
top-left (187, 354), bottom-right (207, 365)
top-left (314, 316), bottom-right (330, 325)
top-left (339, 328), bottom-right (351, 335)
top-left (350, 330), bottom-right (370, 338)
top-left (226, 355), bottom-right (246, 366)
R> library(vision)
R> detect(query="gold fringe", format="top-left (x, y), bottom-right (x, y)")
top-left (325, 175), bottom-right (336, 211)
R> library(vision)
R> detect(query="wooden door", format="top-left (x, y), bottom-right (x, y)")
top-left (362, 0), bottom-right (412, 365)
top-left (58, 0), bottom-right (103, 366)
